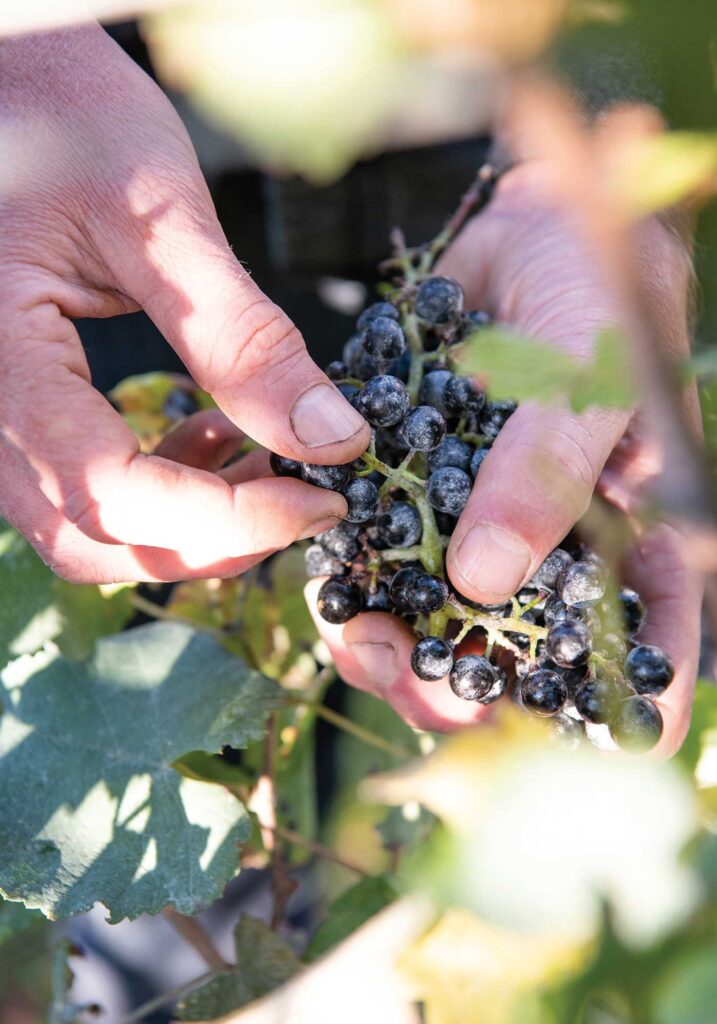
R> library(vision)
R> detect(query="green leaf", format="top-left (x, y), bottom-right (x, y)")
top-left (455, 326), bottom-right (634, 413)
top-left (619, 132), bottom-right (717, 216)
top-left (674, 678), bottom-right (717, 775)
top-left (653, 944), bottom-right (717, 1024)
top-left (53, 581), bottom-right (134, 662)
top-left (375, 805), bottom-right (436, 853)
top-left (173, 750), bottom-right (256, 787)
top-left (0, 897), bottom-right (44, 945)
top-left (176, 914), bottom-right (301, 1020)
top-left (305, 875), bottom-right (396, 962)
top-left (0, 622), bottom-right (281, 922)
top-left (0, 523), bottom-right (61, 668)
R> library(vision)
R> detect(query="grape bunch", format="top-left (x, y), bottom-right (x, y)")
top-left (271, 175), bottom-right (674, 754)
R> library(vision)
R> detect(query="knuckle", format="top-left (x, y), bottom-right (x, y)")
top-left (203, 299), bottom-right (306, 394)
top-left (540, 421), bottom-right (598, 491)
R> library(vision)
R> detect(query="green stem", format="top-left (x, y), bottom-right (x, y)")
top-left (288, 697), bottom-right (414, 760)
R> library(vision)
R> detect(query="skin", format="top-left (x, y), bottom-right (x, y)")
top-left (0, 27), bottom-right (701, 756)
top-left (0, 24), bottom-right (370, 583)
top-left (307, 165), bottom-right (703, 759)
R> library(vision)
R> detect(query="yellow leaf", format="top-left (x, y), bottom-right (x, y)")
top-left (618, 132), bottom-right (717, 215)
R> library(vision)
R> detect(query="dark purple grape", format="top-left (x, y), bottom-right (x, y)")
top-left (270, 452), bottom-right (303, 479)
top-left (530, 549), bottom-right (573, 592)
top-left (520, 669), bottom-right (567, 716)
top-left (317, 521), bottom-right (361, 562)
top-left (449, 655), bottom-right (496, 701)
top-left (301, 462), bottom-right (353, 493)
top-left (411, 636), bottom-right (454, 681)
top-left (624, 645), bottom-right (674, 696)
top-left (418, 370), bottom-right (452, 415)
top-left (401, 406), bottom-right (447, 452)
top-left (317, 577), bottom-right (364, 624)
top-left (470, 446), bottom-right (490, 479)
top-left (388, 567), bottom-right (423, 612)
top-left (558, 560), bottom-right (607, 608)
top-left (443, 375), bottom-right (485, 416)
top-left (362, 316), bottom-right (406, 362)
top-left (404, 573), bottom-right (449, 614)
top-left (415, 276), bottom-right (464, 324)
top-left (427, 467), bottom-right (472, 515)
top-left (546, 620), bottom-right (592, 669)
top-left (356, 301), bottom-right (400, 331)
top-left (304, 543), bottom-right (347, 579)
top-left (428, 435), bottom-right (473, 474)
top-left (377, 502), bottom-right (422, 548)
top-left (344, 477), bottom-right (379, 523)
top-left (609, 695), bottom-right (663, 752)
top-left (355, 376), bottom-right (410, 427)
top-left (619, 588), bottom-right (647, 637)
top-left (480, 400), bottom-right (516, 439)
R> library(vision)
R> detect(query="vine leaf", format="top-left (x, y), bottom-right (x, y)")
top-left (176, 914), bottom-right (301, 1020)
top-left (0, 622), bottom-right (281, 922)
top-left (305, 875), bottom-right (397, 962)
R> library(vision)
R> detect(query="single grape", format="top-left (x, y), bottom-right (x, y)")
top-left (362, 579), bottom-right (393, 612)
top-left (415, 276), bottom-right (464, 324)
top-left (624, 644), bottom-right (675, 696)
top-left (317, 577), bottom-right (364, 624)
top-left (304, 543), bottom-right (347, 579)
top-left (470, 446), bottom-right (490, 479)
top-left (427, 466), bottom-right (472, 514)
top-left (411, 636), bottom-right (454, 681)
top-left (402, 406), bottom-right (447, 452)
top-left (342, 334), bottom-right (363, 372)
top-left (551, 712), bottom-right (586, 748)
top-left (543, 594), bottom-right (587, 628)
top-left (530, 549), bottom-right (573, 592)
top-left (388, 566), bottom-right (423, 612)
top-left (270, 452), bottom-right (303, 479)
top-left (435, 511), bottom-right (458, 536)
top-left (301, 462), bottom-right (353, 493)
top-left (619, 587), bottom-right (647, 637)
top-left (164, 388), bottom-right (198, 419)
top-left (520, 669), bottom-right (567, 716)
top-left (418, 369), bottom-right (453, 415)
top-left (443, 375), bottom-right (485, 416)
top-left (317, 521), bottom-right (361, 562)
top-left (478, 665), bottom-right (508, 705)
top-left (574, 675), bottom-right (618, 725)
top-left (325, 360), bottom-right (348, 381)
top-left (539, 658), bottom-right (589, 697)
top-left (377, 501), bottom-right (422, 548)
top-left (344, 477), bottom-right (379, 523)
top-left (428, 435), bottom-right (473, 474)
top-left (404, 573), bottom-right (449, 614)
top-left (546, 620), bottom-right (592, 669)
top-left (356, 301), bottom-right (400, 331)
top-left (558, 560), bottom-right (607, 607)
top-left (609, 695), bottom-right (663, 753)
top-left (355, 375), bottom-right (410, 427)
top-left (480, 400), bottom-right (516, 439)
top-left (449, 655), bottom-right (496, 701)
top-left (392, 349), bottom-right (412, 382)
top-left (362, 316), bottom-right (406, 362)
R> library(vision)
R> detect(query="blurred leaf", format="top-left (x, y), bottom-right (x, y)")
top-left (674, 679), bottom-right (717, 776)
top-left (398, 906), bottom-right (585, 1024)
top-left (176, 914), bottom-right (301, 1020)
top-left (455, 326), bottom-right (633, 411)
top-left (653, 944), bottom-right (717, 1024)
top-left (145, 0), bottom-right (405, 182)
top-left (0, 622), bottom-right (280, 922)
top-left (0, 897), bottom-right (44, 945)
top-left (54, 581), bottom-right (134, 661)
top-left (619, 132), bottom-right (717, 215)
top-left (173, 750), bottom-right (256, 787)
top-left (0, 522), bottom-right (62, 668)
top-left (375, 804), bottom-right (436, 852)
top-left (365, 707), bottom-right (699, 946)
top-left (109, 372), bottom-right (210, 451)
top-left (305, 875), bottom-right (397, 962)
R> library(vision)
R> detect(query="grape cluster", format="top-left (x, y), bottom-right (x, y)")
top-left (271, 213), bottom-right (674, 754)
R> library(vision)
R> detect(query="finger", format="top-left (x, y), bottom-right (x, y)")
top-left (153, 408), bottom-right (245, 470)
top-left (3, 317), bottom-right (346, 565)
top-left (305, 579), bottom-right (491, 732)
top-left (622, 524), bottom-right (703, 760)
top-left (103, 157), bottom-right (369, 464)
top-left (220, 448), bottom-right (272, 486)
top-left (446, 401), bottom-right (629, 604)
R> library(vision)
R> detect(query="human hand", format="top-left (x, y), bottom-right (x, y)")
top-left (0, 24), bottom-right (369, 582)
top-left (307, 162), bottom-right (703, 757)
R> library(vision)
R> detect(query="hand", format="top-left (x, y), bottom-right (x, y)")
top-left (0, 25), bottom-right (369, 582)
top-left (307, 162), bottom-right (703, 758)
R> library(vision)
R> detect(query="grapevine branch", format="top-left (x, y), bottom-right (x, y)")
top-left (162, 907), bottom-right (229, 972)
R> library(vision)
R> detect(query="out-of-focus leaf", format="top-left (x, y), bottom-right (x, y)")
top-left (365, 707), bottom-right (700, 947)
top-left (305, 875), bottom-right (397, 962)
top-left (0, 623), bottom-right (280, 922)
top-left (176, 915), bottom-right (301, 1020)
top-left (674, 679), bottom-right (717, 777)
top-left (653, 944), bottom-right (717, 1024)
top-left (0, 522), bottom-right (62, 668)
top-left (109, 372), bottom-right (211, 451)
top-left (455, 326), bottom-right (633, 411)
top-left (618, 132), bottom-right (717, 216)
top-left (398, 906), bottom-right (585, 1024)
top-left (54, 581), bottom-right (135, 661)
top-left (173, 750), bottom-right (256, 788)
top-left (0, 897), bottom-right (44, 945)
top-left (145, 0), bottom-right (405, 183)
top-left (375, 804), bottom-right (436, 853)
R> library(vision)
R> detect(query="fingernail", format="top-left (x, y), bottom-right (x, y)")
top-left (456, 524), bottom-right (532, 600)
top-left (291, 384), bottom-right (366, 448)
top-left (347, 642), bottom-right (396, 690)
top-left (298, 514), bottom-right (344, 541)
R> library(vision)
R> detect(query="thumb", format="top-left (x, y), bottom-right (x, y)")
top-left (108, 173), bottom-right (370, 464)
